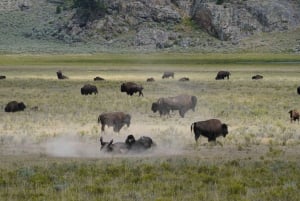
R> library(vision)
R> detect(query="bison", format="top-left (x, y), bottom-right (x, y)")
top-left (56, 70), bottom-right (68, 79)
top-left (252, 75), bottom-right (263, 80)
top-left (100, 137), bottom-right (129, 154)
top-left (191, 119), bottom-right (228, 142)
top-left (162, 72), bottom-right (174, 79)
top-left (289, 110), bottom-right (299, 123)
top-left (125, 134), bottom-right (155, 152)
top-left (215, 71), bottom-right (231, 80)
top-left (5, 101), bottom-right (26, 112)
top-left (0, 75), bottom-right (6, 79)
top-left (94, 76), bottom-right (105, 81)
top-left (179, 77), bottom-right (189, 81)
top-left (98, 112), bottom-right (131, 132)
top-left (151, 94), bottom-right (197, 118)
top-left (121, 82), bottom-right (144, 96)
top-left (81, 84), bottom-right (98, 95)
top-left (297, 86), bottom-right (300, 95)
top-left (146, 77), bottom-right (155, 82)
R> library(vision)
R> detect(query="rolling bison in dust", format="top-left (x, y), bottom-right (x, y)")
top-left (191, 119), bottom-right (228, 142)
top-left (81, 84), bottom-right (98, 95)
top-left (98, 112), bottom-right (131, 132)
top-left (100, 137), bottom-right (129, 154)
top-left (162, 72), bottom-right (174, 79)
top-left (151, 94), bottom-right (197, 118)
top-left (121, 82), bottom-right (144, 96)
top-left (56, 70), bottom-right (68, 79)
top-left (215, 71), bottom-right (231, 80)
top-left (252, 75), bottom-right (263, 80)
top-left (5, 101), bottom-right (26, 112)
top-left (125, 134), bottom-right (155, 152)
top-left (289, 109), bottom-right (299, 123)
top-left (100, 135), bottom-right (155, 153)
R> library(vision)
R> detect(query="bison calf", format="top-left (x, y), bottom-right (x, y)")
top-left (191, 119), bottom-right (228, 142)
top-left (5, 101), bottom-right (26, 112)
top-left (98, 112), bottom-right (131, 132)
top-left (289, 110), bottom-right (299, 123)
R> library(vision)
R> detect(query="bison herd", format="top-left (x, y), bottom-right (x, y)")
top-left (3, 69), bottom-right (300, 155)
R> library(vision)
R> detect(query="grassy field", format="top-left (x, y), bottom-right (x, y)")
top-left (1, 53), bottom-right (300, 200)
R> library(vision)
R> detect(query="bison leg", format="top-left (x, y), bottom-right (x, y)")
top-left (179, 108), bottom-right (188, 118)
top-left (139, 91), bottom-right (144, 97)
top-left (101, 124), bottom-right (105, 132)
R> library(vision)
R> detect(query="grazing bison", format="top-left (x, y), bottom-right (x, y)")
top-left (94, 76), bottom-right (105, 81)
top-left (297, 86), bottom-right (300, 95)
top-left (162, 72), bottom-right (174, 79)
top-left (81, 84), bottom-right (98, 95)
top-left (121, 82), bottom-right (144, 96)
top-left (100, 137), bottom-right (129, 153)
top-left (5, 101), bottom-right (26, 112)
top-left (56, 70), bottom-right (68, 79)
top-left (147, 77), bottom-right (155, 82)
top-left (179, 77), bottom-right (189, 81)
top-left (252, 75), bottom-right (263, 80)
top-left (98, 112), bottom-right (131, 132)
top-left (151, 94), bottom-right (197, 118)
top-left (0, 75), bottom-right (6, 79)
top-left (191, 119), bottom-right (228, 142)
top-left (215, 71), bottom-right (231, 80)
top-left (125, 134), bottom-right (155, 152)
top-left (289, 110), bottom-right (299, 123)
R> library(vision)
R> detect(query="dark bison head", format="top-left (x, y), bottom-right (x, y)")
top-left (18, 102), bottom-right (26, 111)
top-left (151, 102), bottom-right (159, 113)
top-left (222, 124), bottom-right (229, 137)
top-left (125, 135), bottom-right (136, 146)
top-left (120, 83), bottom-right (126, 92)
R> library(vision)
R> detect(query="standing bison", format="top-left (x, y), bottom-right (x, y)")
top-left (5, 101), bottom-right (26, 112)
top-left (121, 82), bottom-right (144, 96)
top-left (81, 84), bottom-right (98, 95)
top-left (98, 112), bottom-right (131, 132)
top-left (151, 94), bottom-right (197, 118)
top-left (146, 77), bottom-right (155, 82)
top-left (56, 70), bottom-right (68, 79)
top-left (162, 72), bottom-right (174, 79)
top-left (191, 119), bottom-right (228, 142)
top-left (215, 71), bottom-right (231, 80)
top-left (289, 110), bottom-right (299, 123)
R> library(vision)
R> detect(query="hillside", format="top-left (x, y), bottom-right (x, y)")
top-left (0, 0), bottom-right (300, 53)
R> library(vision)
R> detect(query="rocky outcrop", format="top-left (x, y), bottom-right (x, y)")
top-left (191, 0), bottom-right (300, 42)
top-left (29, 0), bottom-right (300, 49)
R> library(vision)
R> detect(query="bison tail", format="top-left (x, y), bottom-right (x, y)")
top-left (97, 116), bottom-right (101, 124)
